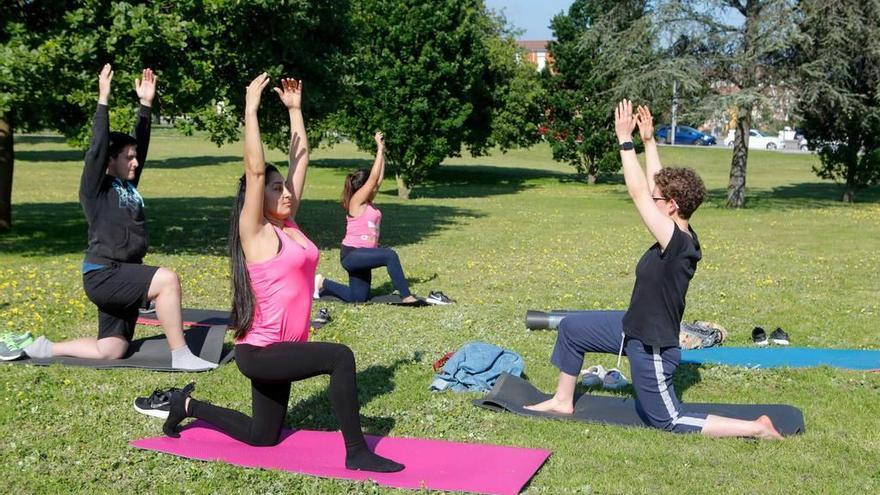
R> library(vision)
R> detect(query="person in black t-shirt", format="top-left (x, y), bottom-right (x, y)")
top-left (526, 101), bottom-right (783, 440)
top-left (20, 64), bottom-right (215, 371)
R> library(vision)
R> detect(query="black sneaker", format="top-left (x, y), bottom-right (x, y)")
top-left (314, 307), bottom-right (332, 324)
top-left (139, 300), bottom-right (156, 315)
top-left (134, 382), bottom-right (195, 419)
top-left (770, 327), bottom-right (790, 346)
top-left (425, 291), bottom-right (454, 305)
top-left (751, 327), bottom-right (768, 346)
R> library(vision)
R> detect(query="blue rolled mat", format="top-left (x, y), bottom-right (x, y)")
top-left (681, 346), bottom-right (880, 370)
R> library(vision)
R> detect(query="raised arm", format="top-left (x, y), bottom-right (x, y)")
top-left (274, 77), bottom-right (308, 218)
top-left (80, 64), bottom-right (113, 199)
top-left (349, 131), bottom-right (386, 213)
top-left (636, 105), bottom-right (661, 193)
top-left (131, 68), bottom-right (156, 186)
top-left (239, 73), bottom-right (272, 245)
top-left (615, 99), bottom-right (674, 249)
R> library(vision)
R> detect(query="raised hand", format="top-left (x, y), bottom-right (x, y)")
top-left (614, 99), bottom-right (638, 144)
top-left (374, 131), bottom-right (385, 149)
top-left (135, 68), bottom-right (158, 107)
top-left (98, 64), bottom-right (113, 105)
top-left (246, 73), bottom-right (270, 113)
top-left (273, 77), bottom-right (302, 110)
top-left (635, 105), bottom-right (654, 143)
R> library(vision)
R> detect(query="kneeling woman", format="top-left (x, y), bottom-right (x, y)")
top-left (157, 74), bottom-right (403, 472)
top-left (526, 101), bottom-right (782, 440)
top-left (316, 132), bottom-right (447, 304)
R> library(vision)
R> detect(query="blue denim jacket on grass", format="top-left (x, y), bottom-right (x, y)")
top-left (429, 341), bottom-right (524, 392)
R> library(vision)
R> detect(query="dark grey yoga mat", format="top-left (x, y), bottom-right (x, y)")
top-left (318, 293), bottom-right (430, 306)
top-left (474, 373), bottom-right (805, 436)
top-left (6, 325), bottom-right (233, 371)
top-left (139, 308), bottom-right (329, 329)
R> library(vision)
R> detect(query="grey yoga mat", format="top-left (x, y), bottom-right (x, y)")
top-left (6, 325), bottom-right (233, 371)
top-left (473, 373), bottom-right (805, 436)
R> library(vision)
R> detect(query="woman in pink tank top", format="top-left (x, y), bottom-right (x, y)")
top-left (149, 74), bottom-right (403, 473)
top-left (316, 132), bottom-right (445, 304)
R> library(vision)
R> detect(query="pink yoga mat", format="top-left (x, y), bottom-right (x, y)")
top-left (131, 421), bottom-right (550, 495)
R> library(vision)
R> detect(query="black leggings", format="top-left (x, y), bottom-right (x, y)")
top-left (188, 342), bottom-right (367, 451)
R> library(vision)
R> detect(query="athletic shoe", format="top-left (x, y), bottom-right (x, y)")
top-left (134, 382), bottom-right (195, 419)
top-left (770, 327), bottom-right (790, 346)
top-left (602, 369), bottom-right (629, 391)
top-left (139, 300), bottom-right (156, 315)
top-left (314, 307), bottom-right (332, 325)
top-left (580, 365), bottom-right (606, 387)
top-left (1, 331), bottom-right (33, 349)
top-left (425, 291), bottom-right (454, 305)
top-left (0, 332), bottom-right (32, 361)
top-left (752, 327), bottom-right (768, 346)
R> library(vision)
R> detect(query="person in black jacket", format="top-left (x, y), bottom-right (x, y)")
top-left (21, 64), bottom-right (215, 370)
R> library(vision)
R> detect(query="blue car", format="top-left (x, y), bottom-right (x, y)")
top-left (655, 125), bottom-right (716, 146)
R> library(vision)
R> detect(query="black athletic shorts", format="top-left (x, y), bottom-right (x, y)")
top-left (83, 262), bottom-right (158, 341)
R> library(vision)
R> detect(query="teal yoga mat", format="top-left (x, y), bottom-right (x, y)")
top-left (681, 347), bottom-right (880, 370)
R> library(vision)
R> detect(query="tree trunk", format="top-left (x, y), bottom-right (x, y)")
top-left (842, 188), bottom-right (854, 203)
top-left (727, 110), bottom-right (750, 208)
top-left (0, 114), bottom-right (13, 230)
top-left (395, 174), bottom-right (411, 200)
top-left (587, 159), bottom-right (597, 184)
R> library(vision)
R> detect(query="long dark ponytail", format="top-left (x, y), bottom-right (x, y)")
top-left (229, 165), bottom-right (279, 339)
top-left (341, 169), bottom-right (370, 211)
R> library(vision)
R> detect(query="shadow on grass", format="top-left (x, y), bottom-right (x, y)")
top-left (706, 182), bottom-right (880, 209)
top-left (148, 155), bottom-right (242, 169)
top-left (285, 356), bottom-right (415, 436)
top-left (371, 274), bottom-right (438, 296)
top-left (13, 135), bottom-right (67, 144)
top-left (15, 149), bottom-right (83, 163)
top-left (397, 164), bottom-right (572, 199)
top-left (1, 198), bottom-right (477, 256)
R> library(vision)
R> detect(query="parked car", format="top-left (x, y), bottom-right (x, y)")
top-left (724, 129), bottom-right (784, 150)
top-left (656, 125), bottom-right (717, 146)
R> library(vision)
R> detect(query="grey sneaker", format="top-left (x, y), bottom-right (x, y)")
top-left (0, 331), bottom-right (33, 360)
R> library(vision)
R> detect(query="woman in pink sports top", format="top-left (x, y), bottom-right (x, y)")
top-left (154, 74), bottom-right (403, 473)
top-left (315, 132), bottom-right (421, 303)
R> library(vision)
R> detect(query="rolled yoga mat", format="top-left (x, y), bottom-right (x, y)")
top-left (681, 346), bottom-right (880, 371)
top-left (474, 373), bottom-right (805, 436)
top-left (318, 293), bottom-right (430, 306)
top-left (4, 325), bottom-right (233, 371)
top-left (131, 421), bottom-right (551, 495)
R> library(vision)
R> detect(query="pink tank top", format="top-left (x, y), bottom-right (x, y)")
top-left (236, 220), bottom-right (319, 347)
top-left (341, 203), bottom-right (381, 249)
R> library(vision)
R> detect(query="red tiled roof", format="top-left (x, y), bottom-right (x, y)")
top-left (516, 40), bottom-right (549, 52)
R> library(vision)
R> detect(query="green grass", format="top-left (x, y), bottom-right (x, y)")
top-left (2, 133), bottom-right (879, 494)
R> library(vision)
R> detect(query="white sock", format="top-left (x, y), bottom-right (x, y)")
top-left (313, 275), bottom-right (322, 300)
top-left (171, 346), bottom-right (217, 370)
top-left (24, 336), bottom-right (54, 359)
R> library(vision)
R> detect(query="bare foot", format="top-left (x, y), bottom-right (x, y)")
top-left (523, 397), bottom-right (574, 415)
top-left (401, 295), bottom-right (418, 303)
top-left (755, 415), bottom-right (784, 440)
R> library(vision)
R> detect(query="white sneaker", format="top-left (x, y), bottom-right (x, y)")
top-left (580, 365), bottom-right (606, 387)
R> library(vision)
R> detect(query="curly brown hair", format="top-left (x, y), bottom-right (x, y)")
top-left (653, 167), bottom-right (706, 219)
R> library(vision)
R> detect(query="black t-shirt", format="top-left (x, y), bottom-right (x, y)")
top-left (622, 225), bottom-right (701, 347)
top-left (80, 104), bottom-right (151, 265)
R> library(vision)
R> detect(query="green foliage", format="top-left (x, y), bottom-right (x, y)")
top-left (336, 0), bottom-right (541, 197)
top-left (795, 0), bottom-right (880, 202)
top-left (1, 1), bottom-right (352, 150)
top-left (541, 0), bottom-right (655, 182)
top-left (3, 135), bottom-right (880, 493)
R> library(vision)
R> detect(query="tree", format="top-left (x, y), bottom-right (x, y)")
top-left (542, 0), bottom-right (660, 183)
top-left (794, 0), bottom-right (880, 202)
top-left (337, 0), bottom-right (541, 199)
top-left (0, 1), bottom-right (351, 230)
top-left (660, 0), bottom-right (798, 208)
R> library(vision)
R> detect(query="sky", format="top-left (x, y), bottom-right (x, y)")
top-left (484, 0), bottom-right (574, 40)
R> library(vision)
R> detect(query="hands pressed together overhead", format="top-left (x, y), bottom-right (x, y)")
top-left (614, 99), bottom-right (655, 146)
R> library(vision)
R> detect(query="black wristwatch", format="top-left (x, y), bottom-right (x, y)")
top-left (619, 141), bottom-right (635, 151)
